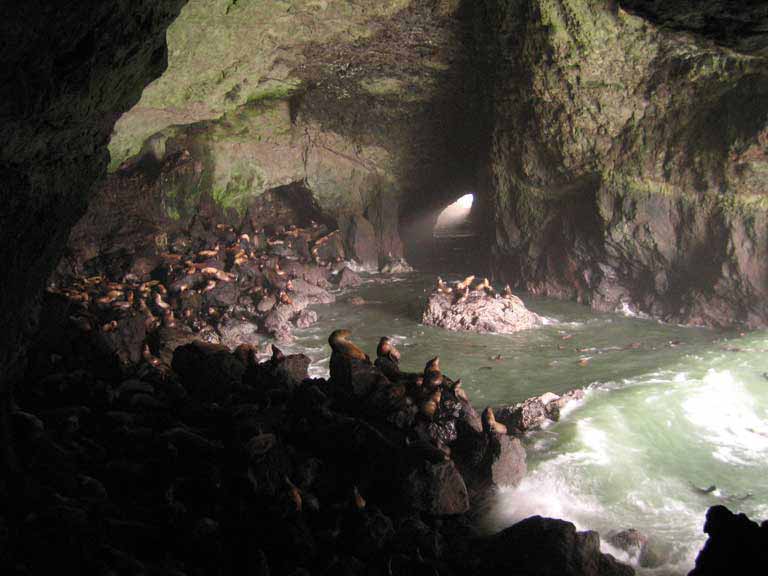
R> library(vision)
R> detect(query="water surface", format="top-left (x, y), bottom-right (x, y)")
top-left (280, 272), bottom-right (768, 574)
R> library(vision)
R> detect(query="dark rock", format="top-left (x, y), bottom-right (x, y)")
top-left (172, 341), bottom-right (245, 402)
top-left (403, 460), bottom-right (470, 516)
top-left (479, 516), bottom-right (634, 576)
top-left (341, 214), bottom-right (378, 269)
top-left (689, 506), bottom-right (768, 576)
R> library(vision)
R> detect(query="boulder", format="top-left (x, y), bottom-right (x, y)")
top-left (337, 267), bottom-right (362, 289)
top-left (403, 460), bottom-right (470, 516)
top-left (496, 389), bottom-right (585, 433)
top-left (478, 516), bottom-right (634, 576)
top-left (422, 288), bottom-right (541, 334)
top-left (689, 506), bottom-right (768, 576)
top-left (171, 341), bottom-right (245, 402)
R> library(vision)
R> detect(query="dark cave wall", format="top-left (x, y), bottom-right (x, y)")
top-left (0, 1), bottom-right (187, 474)
top-left (476, 0), bottom-right (768, 327)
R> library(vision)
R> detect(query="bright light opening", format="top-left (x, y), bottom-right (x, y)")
top-left (455, 193), bottom-right (474, 209)
top-left (434, 193), bottom-right (475, 237)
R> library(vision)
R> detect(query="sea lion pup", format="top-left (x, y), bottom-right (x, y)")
top-left (328, 329), bottom-right (370, 362)
top-left (456, 275), bottom-right (475, 291)
top-left (481, 407), bottom-right (508, 435)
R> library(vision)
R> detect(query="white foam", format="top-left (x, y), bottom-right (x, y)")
top-left (683, 369), bottom-right (768, 466)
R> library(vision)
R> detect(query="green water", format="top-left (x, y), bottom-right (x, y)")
top-left (280, 272), bottom-right (768, 574)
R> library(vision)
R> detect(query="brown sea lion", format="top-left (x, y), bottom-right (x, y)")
top-left (328, 329), bottom-right (370, 362)
top-left (376, 337), bottom-right (401, 363)
top-left (353, 486), bottom-right (366, 510)
top-left (482, 407), bottom-right (508, 435)
top-left (234, 343), bottom-right (259, 368)
top-left (423, 356), bottom-right (443, 387)
top-left (271, 345), bottom-right (286, 363)
top-left (419, 388), bottom-right (442, 419)
top-left (456, 275), bottom-right (475, 290)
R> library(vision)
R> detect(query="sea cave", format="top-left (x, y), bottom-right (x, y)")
top-left (2, 1), bottom-right (768, 575)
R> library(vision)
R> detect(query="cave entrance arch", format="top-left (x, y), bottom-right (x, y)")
top-left (433, 193), bottom-right (475, 238)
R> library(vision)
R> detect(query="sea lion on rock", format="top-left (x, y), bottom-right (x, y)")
top-left (424, 356), bottom-right (443, 387)
top-left (329, 329), bottom-right (370, 362)
top-left (457, 275), bottom-right (475, 291)
top-left (482, 407), bottom-right (508, 435)
top-left (377, 337), bottom-right (401, 363)
top-left (419, 388), bottom-right (442, 419)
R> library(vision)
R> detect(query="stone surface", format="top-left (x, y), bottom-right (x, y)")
top-left (422, 288), bottom-right (542, 334)
top-left (479, 516), bottom-right (635, 576)
top-left (689, 505), bottom-right (768, 576)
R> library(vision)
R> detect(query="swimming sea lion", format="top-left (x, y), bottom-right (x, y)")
top-left (328, 329), bottom-right (370, 362)
top-left (482, 407), bottom-right (508, 435)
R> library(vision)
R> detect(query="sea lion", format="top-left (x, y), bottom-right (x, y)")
top-left (234, 343), bottom-right (259, 368)
top-left (271, 345), bottom-right (286, 363)
top-left (328, 329), bottom-right (370, 362)
top-left (503, 284), bottom-right (513, 298)
top-left (353, 486), bottom-right (366, 510)
top-left (423, 356), bottom-right (443, 387)
top-left (377, 337), bottom-right (401, 363)
top-left (456, 275), bottom-right (475, 291)
top-left (419, 388), bottom-right (442, 419)
top-left (482, 407), bottom-right (508, 435)
top-left (284, 476), bottom-right (302, 513)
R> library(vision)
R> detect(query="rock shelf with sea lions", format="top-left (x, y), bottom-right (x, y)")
top-left (422, 275), bottom-right (543, 334)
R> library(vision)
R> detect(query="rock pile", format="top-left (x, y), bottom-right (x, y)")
top-left (6, 326), bottom-right (634, 575)
top-left (422, 276), bottom-right (542, 333)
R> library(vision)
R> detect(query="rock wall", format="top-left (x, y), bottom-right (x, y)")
top-left (0, 0), bottom-right (186, 478)
top-left (479, 0), bottom-right (768, 327)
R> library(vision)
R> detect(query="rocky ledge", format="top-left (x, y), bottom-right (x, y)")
top-left (6, 322), bottom-right (635, 575)
top-left (422, 276), bottom-right (543, 334)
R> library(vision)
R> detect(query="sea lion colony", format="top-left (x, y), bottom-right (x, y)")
top-left (46, 220), bottom-right (348, 357)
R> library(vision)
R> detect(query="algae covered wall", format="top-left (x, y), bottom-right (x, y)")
top-left (479, 0), bottom-right (768, 327)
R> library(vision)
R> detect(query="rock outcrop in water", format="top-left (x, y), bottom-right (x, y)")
top-left (422, 277), bottom-right (542, 334)
top-left (689, 505), bottom-right (768, 576)
top-left (495, 390), bottom-right (586, 434)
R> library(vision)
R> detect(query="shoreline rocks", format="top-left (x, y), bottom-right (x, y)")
top-left (10, 324), bottom-right (635, 575)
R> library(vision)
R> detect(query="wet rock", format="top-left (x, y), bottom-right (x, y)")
top-left (94, 313), bottom-right (147, 367)
top-left (336, 267), bottom-right (362, 289)
top-left (403, 460), bottom-right (470, 516)
top-left (172, 341), bottom-right (245, 402)
top-left (478, 516), bottom-right (634, 576)
top-left (422, 283), bottom-right (542, 334)
top-left (290, 278), bottom-right (334, 304)
top-left (341, 214), bottom-right (378, 270)
top-left (313, 230), bottom-right (345, 263)
top-left (295, 309), bottom-right (318, 329)
top-left (689, 506), bottom-right (768, 576)
top-left (218, 317), bottom-right (261, 349)
top-left (380, 255), bottom-right (413, 274)
top-left (495, 389), bottom-right (584, 433)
